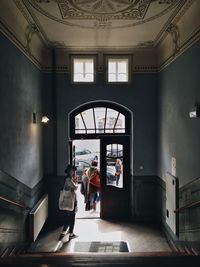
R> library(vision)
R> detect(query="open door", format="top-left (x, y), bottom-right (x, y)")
top-left (100, 136), bottom-right (130, 219)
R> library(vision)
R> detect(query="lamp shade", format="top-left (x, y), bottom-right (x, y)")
top-left (41, 115), bottom-right (50, 123)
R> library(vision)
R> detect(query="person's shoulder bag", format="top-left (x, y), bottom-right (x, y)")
top-left (59, 178), bottom-right (75, 211)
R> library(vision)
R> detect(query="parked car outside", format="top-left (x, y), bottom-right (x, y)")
top-left (106, 149), bottom-right (123, 165)
top-left (106, 162), bottom-right (116, 184)
top-left (75, 149), bottom-right (99, 163)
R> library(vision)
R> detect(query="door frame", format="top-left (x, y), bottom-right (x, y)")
top-left (68, 101), bottom-right (133, 219)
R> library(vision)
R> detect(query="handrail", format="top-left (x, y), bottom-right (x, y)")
top-left (0, 195), bottom-right (30, 210)
top-left (174, 200), bottom-right (200, 213)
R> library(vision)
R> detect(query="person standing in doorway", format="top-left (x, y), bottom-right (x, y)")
top-left (86, 160), bottom-right (101, 211)
top-left (59, 164), bottom-right (79, 240)
top-left (115, 158), bottom-right (122, 186)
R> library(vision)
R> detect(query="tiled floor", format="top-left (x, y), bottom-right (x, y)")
top-left (28, 185), bottom-right (171, 253)
top-left (28, 218), bottom-right (171, 253)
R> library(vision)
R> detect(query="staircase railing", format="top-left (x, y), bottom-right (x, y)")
top-left (0, 195), bottom-right (29, 210)
top-left (174, 200), bottom-right (200, 213)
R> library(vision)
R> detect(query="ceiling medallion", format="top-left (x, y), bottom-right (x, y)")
top-left (58, 0), bottom-right (151, 24)
top-left (28, 0), bottom-right (181, 29)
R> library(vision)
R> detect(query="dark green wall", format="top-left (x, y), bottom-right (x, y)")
top-left (157, 40), bottom-right (200, 251)
top-left (157, 40), bottom-right (200, 187)
top-left (0, 33), bottom-right (45, 245)
top-left (53, 72), bottom-right (157, 177)
top-left (0, 33), bottom-right (44, 189)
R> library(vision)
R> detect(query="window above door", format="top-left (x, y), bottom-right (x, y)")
top-left (108, 58), bottom-right (129, 83)
top-left (72, 57), bottom-right (95, 83)
top-left (75, 107), bottom-right (125, 134)
top-left (69, 101), bottom-right (132, 139)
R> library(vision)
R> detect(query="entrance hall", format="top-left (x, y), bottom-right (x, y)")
top-left (1, 1), bottom-right (200, 265)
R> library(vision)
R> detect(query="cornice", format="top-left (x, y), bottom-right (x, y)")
top-left (154, 0), bottom-right (196, 47)
top-left (13, 0), bottom-right (33, 24)
top-left (158, 26), bottom-right (200, 72)
top-left (21, 0), bottom-right (49, 46)
top-left (0, 18), bottom-right (43, 71)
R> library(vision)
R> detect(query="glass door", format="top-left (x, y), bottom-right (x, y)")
top-left (100, 136), bottom-right (130, 219)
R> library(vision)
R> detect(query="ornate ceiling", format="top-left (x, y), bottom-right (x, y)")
top-left (28, 0), bottom-right (181, 29)
top-left (27, 0), bottom-right (183, 28)
top-left (18, 0), bottom-right (189, 49)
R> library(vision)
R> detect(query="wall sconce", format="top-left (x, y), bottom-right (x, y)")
top-left (33, 112), bottom-right (50, 124)
top-left (41, 115), bottom-right (50, 124)
top-left (189, 104), bottom-right (200, 118)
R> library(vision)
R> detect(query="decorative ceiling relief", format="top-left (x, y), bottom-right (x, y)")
top-left (166, 23), bottom-right (180, 56)
top-left (25, 23), bottom-right (39, 54)
top-left (35, 0), bottom-right (51, 3)
top-left (27, 0), bottom-right (181, 29)
top-left (58, 0), bottom-right (150, 20)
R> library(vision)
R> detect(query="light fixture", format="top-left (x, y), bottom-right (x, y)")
top-left (41, 115), bottom-right (50, 124)
top-left (189, 104), bottom-right (200, 118)
top-left (33, 112), bottom-right (50, 124)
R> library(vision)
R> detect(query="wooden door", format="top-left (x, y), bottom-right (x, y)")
top-left (100, 136), bottom-right (130, 219)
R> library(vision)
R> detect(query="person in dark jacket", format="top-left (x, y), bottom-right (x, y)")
top-left (59, 164), bottom-right (78, 240)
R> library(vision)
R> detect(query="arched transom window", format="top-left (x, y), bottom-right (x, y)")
top-left (75, 107), bottom-right (125, 134)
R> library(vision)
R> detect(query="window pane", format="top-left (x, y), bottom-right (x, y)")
top-left (106, 144), bottom-right (123, 188)
top-left (108, 62), bottom-right (116, 73)
top-left (108, 58), bottom-right (128, 82)
top-left (75, 114), bottom-right (85, 133)
top-left (114, 113), bottom-right (125, 133)
top-left (73, 58), bottom-right (94, 82)
top-left (81, 109), bottom-right (95, 130)
top-left (118, 61), bottom-right (127, 73)
top-left (74, 61), bottom-right (83, 73)
top-left (105, 108), bottom-right (119, 133)
top-left (74, 73), bottom-right (84, 82)
top-left (85, 73), bottom-right (94, 82)
top-left (85, 61), bottom-right (93, 73)
top-left (94, 107), bottom-right (106, 133)
top-left (118, 73), bottom-right (128, 82)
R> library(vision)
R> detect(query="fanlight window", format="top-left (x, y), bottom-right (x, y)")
top-left (75, 107), bottom-right (125, 134)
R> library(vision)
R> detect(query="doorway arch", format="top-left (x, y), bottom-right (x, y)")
top-left (69, 100), bottom-right (133, 219)
top-left (69, 100), bottom-right (132, 139)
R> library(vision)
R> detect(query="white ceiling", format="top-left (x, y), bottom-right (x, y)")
top-left (22, 0), bottom-right (187, 49)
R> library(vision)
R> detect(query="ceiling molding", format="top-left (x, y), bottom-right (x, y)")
top-left (157, 0), bottom-right (200, 71)
top-left (27, 0), bottom-right (181, 30)
top-left (21, 0), bottom-right (188, 50)
top-left (155, 0), bottom-right (194, 46)
top-left (17, 0), bottom-right (49, 46)
top-left (158, 26), bottom-right (200, 72)
top-left (0, 16), bottom-right (43, 71)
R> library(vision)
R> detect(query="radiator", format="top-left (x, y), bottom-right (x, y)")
top-left (29, 194), bottom-right (48, 242)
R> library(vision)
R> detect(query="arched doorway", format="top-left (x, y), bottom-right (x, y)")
top-left (69, 101), bottom-right (132, 219)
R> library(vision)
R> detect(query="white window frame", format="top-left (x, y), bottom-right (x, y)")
top-left (72, 57), bottom-right (95, 83)
top-left (107, 57), bottom-right (129, 83)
